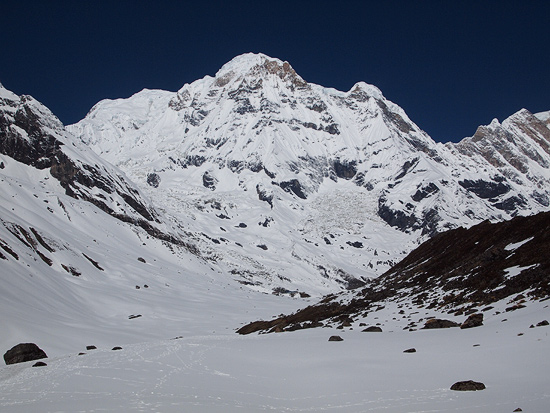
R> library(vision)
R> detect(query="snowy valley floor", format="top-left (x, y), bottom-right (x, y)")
top-left (1, 298), bottom-right (549, 412)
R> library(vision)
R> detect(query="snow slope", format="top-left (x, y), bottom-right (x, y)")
top-left (1, 298), bottom-right (548, 412)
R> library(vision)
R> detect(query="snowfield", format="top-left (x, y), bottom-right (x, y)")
top-left (1, 299), bottom-right (549, 412)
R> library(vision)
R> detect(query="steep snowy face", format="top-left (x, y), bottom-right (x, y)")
top-left (68, 53), bottom-right (550, 292)
top-left (71, 52), bottom-right (440, 195)
top-left (0, 84), bottom-right (163, 230)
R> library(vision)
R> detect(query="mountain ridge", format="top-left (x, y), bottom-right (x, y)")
top-left (66, 53), bottom-right (550, 292)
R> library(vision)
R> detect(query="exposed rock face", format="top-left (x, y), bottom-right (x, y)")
top-left (3, 343), bottom-right (47, 365)
top-left (450, 380), bottom-right (486, 391)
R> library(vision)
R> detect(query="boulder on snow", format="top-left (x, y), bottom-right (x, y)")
top-left (450, 380), bottom-right (486, 391)
top-left (461, 313), bottom-right (484, 329)
top-left (362, 326), bottom-right (383, 332)
top-left (86, 345), bottom-right (97, 350)
top-left (32, 361), bottom-right (47, 367)
top-left (3, 343), bottom-right (47, 365)
top-left (403, 348), bottom-right (416, 353)
top-left (328, 335), bottom-right (344, 341)
top-left (536, 320), bottom-right (549, 327)
top-left (422, 318), bottom-right (460, 329)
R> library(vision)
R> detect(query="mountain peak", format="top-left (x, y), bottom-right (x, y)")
top-left (213, 53), bottom-right (307, 88)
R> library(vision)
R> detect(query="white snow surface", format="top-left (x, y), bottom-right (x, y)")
top-left (1, 296), bottom-right (549, 412)
top-left (504, 237), bottom-right (534, 251)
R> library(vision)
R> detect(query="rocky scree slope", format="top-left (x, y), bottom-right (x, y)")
top-left (68, 53), bottom-right (550, 292)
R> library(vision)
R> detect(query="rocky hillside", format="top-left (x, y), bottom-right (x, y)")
top-left (237, 210), bottom-right (550, 334)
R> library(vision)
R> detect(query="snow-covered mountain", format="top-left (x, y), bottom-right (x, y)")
top-left (0, 82), bottom-right (300, 357)
top-left (2, 55), bottom-right (550, 412)
top-left (68, 53), bottom-right (550, 292)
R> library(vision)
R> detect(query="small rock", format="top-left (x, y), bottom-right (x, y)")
top-left (3, 343), bottom-right (48, 365)
top-left (328, 335), bottom-right (344, 342)
top-left (137, 257), bottom-right (146, 263)
top-left (112, 346), bottom-right (122, 351)
top-left (362, 326), bottom-right (383, 332)
top-left (403, 348), bottom-right (416, 353)
top-left (450, 380), bottom-right (486, 391)
top-left (86, 345), bottom-right (97, 350)
top-left (32, 361), bottom-right (47, 367)
top-left (513, 408), bottom-right (523, 412)
top-left (78, 352), bottom-right (86, 355)
top-left (536, 320), bottom-right (549, 327)
top-left (128, 314), bottom-right (142, 319)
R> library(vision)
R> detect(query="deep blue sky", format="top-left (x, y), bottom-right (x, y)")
top-left (1, 1), bottom-right (548, 143)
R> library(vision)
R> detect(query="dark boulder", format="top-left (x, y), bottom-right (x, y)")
top-left (461, 313), bottom-right (484, 329)
top-left (328, 335), bottom-right (344, 342)
top-left (362, 326), bottom-right (383, 332)
top-left (112, 346), bottom-right (122, 351)
top-left (536, 320), bottom-right (549, 327)
top-left (450, 380), bottom-right (486, 391)
top-left (3, 343), bottom-right (47, 365)
top-left (86, 345), bottom-right (97, 350)
top-left (422, 319), bottom-right (460, 329)
top-left (403, 348), bottom-right (416, 353)
top-left (32, 361), bottom-right (47, 367)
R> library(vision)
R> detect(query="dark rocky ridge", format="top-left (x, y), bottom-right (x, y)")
top-left (237, 211), bottom-right (550, 334)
